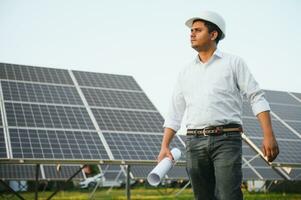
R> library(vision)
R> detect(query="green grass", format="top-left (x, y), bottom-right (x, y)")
top-left (1, 188), bottom-right (301, 200)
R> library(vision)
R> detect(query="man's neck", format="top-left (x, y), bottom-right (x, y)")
top-left (198, 46), bottom-right (217, 63)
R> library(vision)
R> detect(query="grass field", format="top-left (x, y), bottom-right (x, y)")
top-left (1, 188), bottom-right (301, 200)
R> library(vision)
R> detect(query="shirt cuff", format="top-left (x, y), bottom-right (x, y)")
top-left (252, 99), bottom-right (270, 116)
top-left (163, 120), bottom-right (181, 132)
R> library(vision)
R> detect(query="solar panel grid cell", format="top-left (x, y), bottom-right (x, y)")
top-left (264, 90), bottom-right (301, 105)
top-left (242, 118), bottom-right (300, 139)
top-left (82, 88), bottom-right (156, 110)
top-left (0, 63), bottom-right (73, 85)
top-left (0, 164), bottom-right (39, 180)
top-left (0, 128), bottom-right (7, 158)
top-left (1, 81), bottom-right (83, 105)
top-left (255, 168), bottom-right (283, 180)
top-left (9, 129), bottom-right (109, 160)
top-left (270, 104), bottom-right (301, 121)
top-left (242, 168), bottom-right (259, 180)
top-left (43, 165), bottom-right (84, 180)
top-left (5, 103), bottom-right (94, 129)
top-left (92, 108), bottom-right (164, 132)
top-left (103, 132), bottom-right (185, 161)
top-left (73, 71), bottom-right (141, 91)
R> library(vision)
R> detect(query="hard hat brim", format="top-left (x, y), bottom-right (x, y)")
top-left (185, 17), bottom-right (225, 40)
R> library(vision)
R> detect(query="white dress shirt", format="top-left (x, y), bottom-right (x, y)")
top-left (163, 49), bottom-right (270, 132)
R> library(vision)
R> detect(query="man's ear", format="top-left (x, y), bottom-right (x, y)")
top-left (211, 31), bottom-right (218, 41)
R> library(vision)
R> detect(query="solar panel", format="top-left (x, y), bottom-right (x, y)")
top-left (166, 166), bottom-right (189, 180)
top-left (82, 88), bottom-right (156, 110)
top-left (270, 104), bottom-right (301, 121)
top-left (1, 81), bottom-right (83, 105)
top-left (9, 129), bottom-right (109, 160)
top-left (242, 142), bottom-right (283, 180)
top-left (100, 165), bottom-right (125, 181)
top-left (72, 70), bottom-right (142, 90)
top-left (265, 90), bottom-right (301, 105)
top-left (103, 132), bottom-right (185, 161)
top-left (0, 63), bottom-right (73, 85)
top-left (0, 128), bottom-right (7, 159)
top-left (291, 92), bottom-right (301, 101)
top-left (286, 121), bottom-right (301, 134)
top-left (43, 165), bottom-right (84, 180)
top-left (0, 164), bottom-right (40, 180)
top-left (92, 109), bottom-right (163, 133)
top-left (242, 90), bottom-right (301, 171)
top-left (5, 103), bottom-right (94, 129)
top-left (286, 169), bottom-right (301, 180)
top-left (129, 165), bottom-right (189, 180)
top-left (0, 164), bottom-right (84, 180)
top-left (243, 118), bottom-right (299, 139)
top-left (249, 139), bottom-right (301, 165)
top-left (242, 168), bottom-right (259, 180)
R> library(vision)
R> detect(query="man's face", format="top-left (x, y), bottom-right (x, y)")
top-left (190, 20), bottom-right (214, 51)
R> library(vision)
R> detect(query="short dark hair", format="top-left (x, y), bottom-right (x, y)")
top-left (193, 19), bottom-right (223, 44)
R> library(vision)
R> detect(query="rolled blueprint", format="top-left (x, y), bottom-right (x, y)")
top-left (147, 148), bottom-right (181, 186)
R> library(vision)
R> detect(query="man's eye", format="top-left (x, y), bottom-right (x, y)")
top-left (191, 29), bottom-right (202, 33)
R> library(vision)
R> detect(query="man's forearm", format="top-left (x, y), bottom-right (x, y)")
top-left (161, 128), bottom-right (176, 148)
top-left (256, 111), bottom-right (273, 136)
top-left (256, 110), bottom-right (279, 162)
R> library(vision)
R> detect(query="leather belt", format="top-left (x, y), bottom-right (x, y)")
top-left (187, 124), bottom-right (243, 136)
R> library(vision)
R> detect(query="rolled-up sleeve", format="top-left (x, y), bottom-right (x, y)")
top-left (235, 57), bottom-right (270, 116)
top-left (163, 74), bottom-right (186, 132)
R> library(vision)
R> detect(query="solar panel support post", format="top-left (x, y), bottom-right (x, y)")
top-left (0, 180), bottom-right (26, 200)
top-left (46, 164), bottom-right (87, 200)
top-left (35, 164), bottom-right (40, 200)
top-left (126, 165), bottom-right (131, 200)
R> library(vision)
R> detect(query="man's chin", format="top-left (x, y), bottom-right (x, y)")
top-left (191, 45), bottom-right (200, 52)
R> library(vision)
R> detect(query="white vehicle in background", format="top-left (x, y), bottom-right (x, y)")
top-left (79, 173), bottom-right (105, 189)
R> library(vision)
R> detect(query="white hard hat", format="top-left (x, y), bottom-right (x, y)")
top-left (185, 11), bottom-right (226, 40)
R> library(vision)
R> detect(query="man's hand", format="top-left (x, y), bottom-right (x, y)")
top-left (262, 134), bottom-right (279, 162)
top-left (157, 128), bottom-right (176, 163)
top-left (257, 111), bottom-right (279, 162)
top-left (157, 147), bottom-right (173, 163)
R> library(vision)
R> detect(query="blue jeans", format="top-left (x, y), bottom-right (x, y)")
top-left (186, 132), bottom-right (243, 200)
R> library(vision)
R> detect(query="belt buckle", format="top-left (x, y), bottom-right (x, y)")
top-left (202, 127), bottom-right (210, 136)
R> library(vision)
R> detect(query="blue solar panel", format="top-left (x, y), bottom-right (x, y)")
top-left (82, 88), bottom-right (156, 110)
top-left (72, 70), bottom-right (142, 90)
top-left (92, 108), bottom-right (164, 133)
top-left (0, 128), bottom-right (7, 159)
top-left (9, 129), bottom-right (109, 160)
top-left (1, 81), bottom-right (83, 105)
top-left (102, 132), bottom-right (185, 161)
top-left (264, 90), bottom-right (301, 105)
top-left (243, 118), bottom-right (299, 140)
top-left (0, 63), bottom-right (73, 85)
top-left (5, 103), bottom-right (94, 130)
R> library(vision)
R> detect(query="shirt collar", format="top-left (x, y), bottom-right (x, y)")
top-left (194, 48), bottom-right (223, 64)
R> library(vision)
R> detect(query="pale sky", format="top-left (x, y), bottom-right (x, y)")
top-left (0, 0), bottom-right (300, 118)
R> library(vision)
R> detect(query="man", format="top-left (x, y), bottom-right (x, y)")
top-left (157, 11), bottom-right (279, 200)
